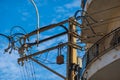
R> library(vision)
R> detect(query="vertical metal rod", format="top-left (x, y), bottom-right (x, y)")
top-left (30, 0), bottom-right (40, 45)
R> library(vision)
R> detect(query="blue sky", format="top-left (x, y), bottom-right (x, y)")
top-left (0, 0), bottom-right (82, 80)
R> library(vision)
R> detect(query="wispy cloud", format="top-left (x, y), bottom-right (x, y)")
top-left (52, 0), bottom-right (80, 24)
top-left (0, 0), bottom-right (80, 80)
top-left (65, 0), bottom-right (80, 9)
top-left (55, 0), bottom-right (80, 13)
top-left (0, 32), bottom-right (67, 80)
top-left (56, 7), bottom-right (66, 13)
top-left (0, 52), bottom-right (21, 80)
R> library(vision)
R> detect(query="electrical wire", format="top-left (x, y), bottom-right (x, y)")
top-left (24, 61), bottom-right (31, 80)
top-left (26, 49), bottom-right (37, 80)
top-left (75, 5), bottom-right (120, 37)
top-left (27, 61), bottom-right (34, 80)
top-left (36, 57), bottom-right (57, 64)
top-left (19, 66), bottom-right (25, 80)
top-left (24, 56), bottom-right (36, 80)
top-left (76, 5), bottom-right (120, 24)
top-left (89, 5), bottom-right (120, 15)
top-left (29, 60), bottom-right (36, 80)
top-left (0, 26), bottom-right (28, 54)
top-left (0, 33), bottom-right (10, 46)
top-left (0, 33), bottom-right (12, 54)
top-left (22, 64), bottom-right (27, 80)
top-left (83, 16), bottom-right (120, 30)
top-left (74, 10), bottom-right (97, 34)
top-left (35, 54), bottom-right (56, 64)
top-left (10, 26), bottom-right (27, 35)
top-left (84, 16), bottom-right (96, 34)
top-left (35, 51), bottom-right (57, 64)
top-left (34, 45), bottom-right (68, 64)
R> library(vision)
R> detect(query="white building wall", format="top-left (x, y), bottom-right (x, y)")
top-left (83, 46), bottom-right (120, 79)
top-left (82, 0), bottom-right (120, 79)
top-left (107, 7), bottom-right (120, 32)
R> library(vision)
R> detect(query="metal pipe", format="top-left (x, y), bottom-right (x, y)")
top-left (30, 0), bottom-right (40, 45)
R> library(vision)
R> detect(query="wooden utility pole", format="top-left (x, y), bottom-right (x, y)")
top-left (67, 18), bottom-right (77, 80)
top-left (16, 17), bottom-right (81, 80)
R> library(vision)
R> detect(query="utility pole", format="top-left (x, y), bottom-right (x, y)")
top-left (67, 18), bottom-right (77, 80)
top-left (8, 17), bottom-right (82, 80)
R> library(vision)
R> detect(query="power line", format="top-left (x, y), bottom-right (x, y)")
top-left (29, 60), bottom-right (37, 80)
top-left (19, 66), bottom-right (25, 80)
top-left (83, 16), bottom-right (120, 30)
top-left (31, 61), bottom-right (37, 80)
top-left (24, 62), bottom-right (31, 80)
top-left (22, 64), bottom-right (27, 80)
top-left (89, 5), bottom-right (120, 15)
top-left (10, 26), bottom-right (27, 35)
top-left (28, 49), bottom-right (37, 80)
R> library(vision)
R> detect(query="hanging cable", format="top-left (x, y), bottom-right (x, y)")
top-left (27, 61), bottom-right (34, 80)
top-left (24, 61), bottom-right (31, 80)
top-left (0, 33), bottom-right (12, 53)
top-left (19, 66), bottom-right (25, 80)
top-left (29, 60), bottom-right (36, 80)
top-left (74, 9), bottom-right (97, 34)
top-left (30, 0), bottom-right (40, 46)
top-left (84, 17), bottom-right (96, 34)
top-left (26, 49), bottom-right (36, 80)
top-left (43, 51), bottom-right (49, 62)
top-left (35, 55), bottom-right (57, 64)
top-left (22, 64), bottom-right (27, 80)
top-left (89, 5), bottom-right (120, 15)
top-left (35, 51), bottom-right (57, 64)
top-left (10, 26), bottom-right (27, 35)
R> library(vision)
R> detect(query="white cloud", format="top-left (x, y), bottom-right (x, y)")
top-left (65, 0), bottom-right (80, 9)
top-left (29, 0), bottom-right (47, 7)
top-left (0, 52), bottom-right (21, 80)
top-left (22, 12), bottom-right (29, 16)
top-left (21, 17), bottom-right (27, 21)
top-left (21, 11), bottom-right (31, 21)
top-left (53, 0), bottom-right (80, 23)
top-left (55, 0), bottom-right (80, 13)
top-left (0, 34), bottom-right (67, 80)
top-left (51, 18), bottom-right (58, 24)
top-left (55, 7), bottom-right (66, 13)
